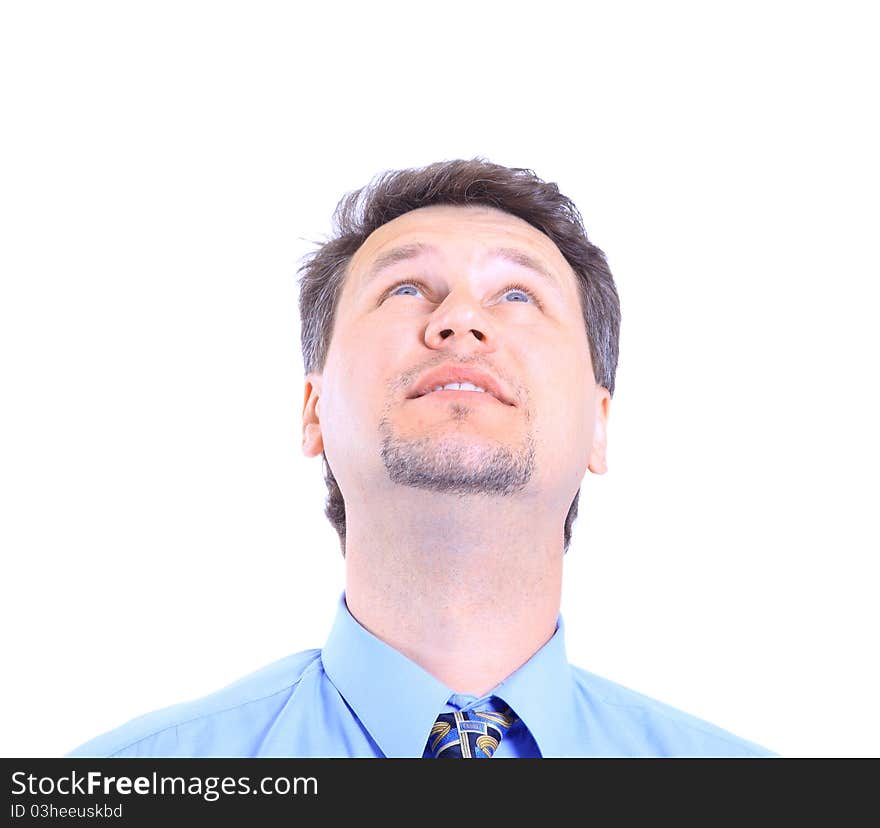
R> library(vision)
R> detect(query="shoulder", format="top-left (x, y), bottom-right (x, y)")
top-left (65, 648), bottom-right (324, 758)
top-left (569, 664), bottom-right (777, 757)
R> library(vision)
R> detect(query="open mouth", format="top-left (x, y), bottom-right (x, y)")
top-left (407, 371), bottom-right (515, 406)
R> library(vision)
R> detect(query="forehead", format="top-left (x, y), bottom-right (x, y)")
top-left (347, 204), bottom-right (573, 283)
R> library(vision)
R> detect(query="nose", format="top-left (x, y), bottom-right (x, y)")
top-left (423, 290), bottom-right (495, 351)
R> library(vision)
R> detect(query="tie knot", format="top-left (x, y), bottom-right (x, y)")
top-left (427, 697), bottom-right (518, 758)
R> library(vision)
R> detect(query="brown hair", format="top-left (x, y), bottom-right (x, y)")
top-left (296, 157), bottom-right (621, 556)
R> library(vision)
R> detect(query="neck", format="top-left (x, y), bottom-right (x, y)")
top-left (343, 496), bottom-right (563, 697)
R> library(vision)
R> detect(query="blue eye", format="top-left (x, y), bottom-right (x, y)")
top-left (391, 283), bottom-right (420, 296)
top-left (504, 287), bottom-right (532, 303)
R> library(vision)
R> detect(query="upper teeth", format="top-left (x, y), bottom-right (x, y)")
top-left (425, 382), bottom-right (487, 395)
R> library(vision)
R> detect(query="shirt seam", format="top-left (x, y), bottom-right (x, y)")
top-left (106, 657), bottom-right (323, 757)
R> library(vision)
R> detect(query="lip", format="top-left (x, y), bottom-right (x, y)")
top-left (413, 388), bottom-right (506, 405)
top-left (407, 365), bottom-right (515, 406)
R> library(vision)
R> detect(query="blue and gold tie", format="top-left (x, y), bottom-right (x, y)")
top-left (426, 697), bottom-right (518, 758)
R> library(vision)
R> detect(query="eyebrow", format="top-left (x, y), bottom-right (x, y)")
top-left (361, 242), bottom-right (562, 294)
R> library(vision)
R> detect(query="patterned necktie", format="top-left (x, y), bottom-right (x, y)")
top-left (426, 697), bottom-right (518, 758)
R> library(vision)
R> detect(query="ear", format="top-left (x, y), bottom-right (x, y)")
top-left (587, 387), bottom-right (611, 475)
top-left (302, 373), bottom-right (324, 458)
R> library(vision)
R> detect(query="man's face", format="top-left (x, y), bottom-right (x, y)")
top-left (303, 204), bottom-right (609, 512)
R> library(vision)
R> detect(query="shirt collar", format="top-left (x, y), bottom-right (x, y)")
top-left (490, 607), bottom-right (581, 757)
top-left (320, 591), bottom-right (580, 758)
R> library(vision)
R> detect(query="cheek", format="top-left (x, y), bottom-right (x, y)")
top-left (533, 355), bottom-right (594, 464)
top-left (324, 324), bottom-right (396, 433)
top-left (542, 379), bottom-right (586, 434)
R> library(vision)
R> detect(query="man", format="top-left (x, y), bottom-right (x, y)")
top-left (67, 157), bottom-right (775, 758)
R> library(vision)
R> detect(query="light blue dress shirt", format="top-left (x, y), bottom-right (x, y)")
top-left (66, 592), bottom-right (776, 758)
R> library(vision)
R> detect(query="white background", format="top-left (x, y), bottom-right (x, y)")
top-left (1, 1), bottom-right (877, 758)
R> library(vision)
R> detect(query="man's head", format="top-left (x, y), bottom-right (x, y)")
top-left (298, 158), bottom-right (620, 556)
